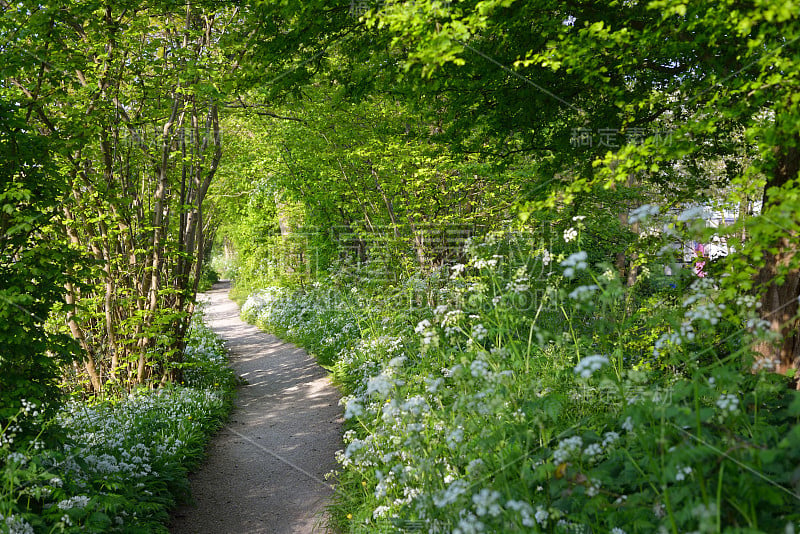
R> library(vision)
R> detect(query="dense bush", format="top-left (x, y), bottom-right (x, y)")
top-left (0, 313), bottom-right (235, 533)
top-left (241, 214), bottom-right (800, 533)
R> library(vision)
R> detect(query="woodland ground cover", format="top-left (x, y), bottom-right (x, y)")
top-left (239, 211), bottom-right (800, 534)
top-left (0, 313), bottom-right (235, 533)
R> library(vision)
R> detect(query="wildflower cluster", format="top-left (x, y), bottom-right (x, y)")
top-left (0, 314), bottom-right (235, 532)
top-left (241, 224), bottom-right (800, 533)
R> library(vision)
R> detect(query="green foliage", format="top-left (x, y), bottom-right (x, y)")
top-left (0, 312), bottom-right (235, 533)
top-left (195, 265), bottom-right (220, 293)
top-left (0, 103), bottom-right (83, 449)
top-left (240, 217), bottom-right (800, 532)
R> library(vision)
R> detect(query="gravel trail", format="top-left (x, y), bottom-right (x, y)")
top-left (170, 281), bottom-right (342, 534)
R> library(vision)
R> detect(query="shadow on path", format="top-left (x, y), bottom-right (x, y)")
top-left (170, 281), bottom-right (343, 534)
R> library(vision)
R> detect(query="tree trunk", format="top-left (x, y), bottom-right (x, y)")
top-left (753, 142), bottom-right (800, 385)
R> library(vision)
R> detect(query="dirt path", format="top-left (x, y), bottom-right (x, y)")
top-left (170, 281), bottom-right (342, 534)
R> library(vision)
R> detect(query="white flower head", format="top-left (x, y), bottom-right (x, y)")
top-left (414, 319), bottom-right (432, 334)
top-left (677, 205), bottom-right (706, 222)
top-left (343, 398), bottom-right (364, 420)
top-left (621, 416), bottom-right (634, 432)
top-left (535, 507), bottom-right (549, 526)
top-left (451, 263), bottom-right (466, 279)
top-left (366, 373), bottom-right (395, 398)
top-left (716, 393), bottom-right (739, 413)
top-left (561, 251), bottom-right (588, 278)
top-left (675, 465), bottom-right (693, 481)
top-left (568, 284), bottom-right (599, 301)
top-left (563, 227), bottom-right (578, 243)
top-left (574, 354), bottom-right (609, 379)
top-left (471, 323), bottom-right (488, 341)
top-left (553, 435), bottom-right (583, 464)
top-left (472, 488), bottom-right (502, 517)
top-left (629, 203), bottom-right (660, 224)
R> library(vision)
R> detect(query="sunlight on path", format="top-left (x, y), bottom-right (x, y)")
top-left (170, 281), bottom-right (342, 534)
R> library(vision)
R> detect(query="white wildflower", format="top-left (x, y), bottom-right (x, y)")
top-left (474, 258), bottom-right (498, 269)
top-left (451, 263), bottom-right (466, 278)
top-left (568, 284), bottom-right (599, 301)
top-left (447, 427), bottom-right (464, 449)
top-left (343, 398), bottom-right (364, 420)
top-left (675, 465), bottom-right (693, 481)
top-left (629, 204), bottom-right (660, 223)
top-left (553, 436), bottom-right (583, 464)
top-left (622, 416), bottom-right (634, 432)
top-left (471, 324), bottom-right (488, 342)
top-left (584, 443), bottom-right (603, 458)
top-left (564, 227), bottom-right (578, 242)
top-left (57, 495), bottom-right (90, 510)
top-left (470, 359), bottom-right (490, 379)
top-left (366, 373), bottom-right (395, 398)
top-left (677, 205), bottom-right (706, 221)
top-left (602, 431), bottom-right (620, 447)
top-left (716, 393), bottom-right (739, 413)
top-left (434, 479), bottom-right (469, 508)
top-left (534, 507), bottom-right (549, 526)
top-left (426, 377), bottom-right (443, 393)
top-left (561, 251), bottom-right (588, 278)
top-left (574, 354), bottom-right (609, 379)
top-left (506, 500), bottom-right (534, 527)
top-left (472, 488), bottom-right (502, 517)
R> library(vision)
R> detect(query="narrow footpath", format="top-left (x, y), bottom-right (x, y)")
top-left (170, 281), bottom-right (342, 534)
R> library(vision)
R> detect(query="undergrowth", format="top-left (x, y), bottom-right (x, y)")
top-left (240, 211), bottom-right (800, 533)
top-left (0, 311), bottom-right (235, 533)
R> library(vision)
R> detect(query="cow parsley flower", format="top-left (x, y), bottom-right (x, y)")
top-left (506, 500), bottom-right (535, 527)
top-left (602, 431), bottom-right (620, 447)
top-left (57, 495), bottom-right (90, 510)
top-left (629, 203), bottom-right (660, 223)
top-left (584, 443), bottom-right (603, 458)
top-left (677, 205), bottom-right (706, 221)
top-left (472, 488), bottom-right (502, 517)
top-left (451, 263), bottom-right (466, 278)
top-left (534, 507), bottom-right (549, 526)
top-left (574, 354), bottom-right (609, 379)
top-left (675, 465), bottom-right (693, 481)
top-left (568, 284), bottom-right (599, 301)
top-left (434, 479), bottom-right (469, 508)
top-left (470, 358), bottom-right (490, 379)
top-left (471, 323), bottom-right (488, 341)
top-left (622, 416), bottom-right (634, 432)
top-left (561, 251), bottom-right (588, 278)
top-left (447, 427), bottom-right (464, 449)
top-left (343, 398), bottom-right (364, 420)
top-left (716, 393), bottom-right (739, 413)
top-left (563, 227), bottom-right (578, 242)
top-left (1, 514), bottom-right (34, 534)
top-left (366, 373), bottom-right (395, 397)
top-left (553, 436), bottom-right (583, 464)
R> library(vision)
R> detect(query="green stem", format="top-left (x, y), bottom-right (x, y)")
top-left (716, 462), bottom-right (724, 532)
